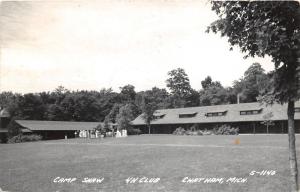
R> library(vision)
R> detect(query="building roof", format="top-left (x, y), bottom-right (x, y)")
top-left (0, 128), bottom-right (32, 133)
top-left (15, 120), bottom-right (104, 131)
top-left (131, 102), bottom-right (300, 125)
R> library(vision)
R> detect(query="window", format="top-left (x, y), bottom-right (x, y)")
top-left (295, 108), bottom-right (300, 113)
top-left (240, 109), bottom-right (262, 115)
top-left (205, 111), bottom-right (227, 117)
top-left (179, 113), bottom-right (197, 118)
top-left (240, 111), bottom-right (246, 115)
top-left (153, 114), bottom-right (165, 119)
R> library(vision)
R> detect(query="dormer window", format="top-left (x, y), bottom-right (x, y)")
top-left (153, 114), bottom-right (165, 119)
top-left (295, 108), bottom-right (300, 113)
top-left (179, 112), bottom-right (197, 118)
top-left (240, 109), bottom-right (262, 115)
top-left (205, 111), bottom-right (227, 117)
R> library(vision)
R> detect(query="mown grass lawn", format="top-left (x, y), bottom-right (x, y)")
top-left (0, 134), bottom-right (300, 192)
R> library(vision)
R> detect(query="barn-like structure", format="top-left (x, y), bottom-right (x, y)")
top-left (15, 120), bottom-right (110, 140)
top-left (131, 102), bottom-right (300, 134)
top-left (0, 108), bottom-right (116, 142)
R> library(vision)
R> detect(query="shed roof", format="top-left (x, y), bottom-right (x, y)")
top-left (132, 102), bottom-right (300, 125)
top-left (15, 120), bottom-right (104, 131)
top-left (0, 128), bottom-right (31, 133)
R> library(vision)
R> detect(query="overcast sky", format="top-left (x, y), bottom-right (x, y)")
top-left (0, 0), bottom-right (274, 93)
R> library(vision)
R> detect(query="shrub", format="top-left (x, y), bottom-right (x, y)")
top-left (173, 127), bottom-right (186, 135)
top-left (7, 134), bottom-right (42, 143)
top-left (213, 124), bottom-right (239, 135)
top-left (200, 129), bottom-right (214, 135)
top-left (185, 130), bottom-right (192, 135)
top-left (21, 134), bottom-right (43, 142)
top-left (189, 124), bottom-right (199, 131)
top-left (196, 130), bottom-right (203, 136)
top-left (173, 127), bottom-right (202, 136)
top-left (106, 132), bottom-right (113, 137)
top-left (7, 135), bottom-right (22, 143)
top-left (127, 128), bottom-right (141, 135)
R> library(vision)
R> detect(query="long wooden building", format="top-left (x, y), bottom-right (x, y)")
top-left (131, 102), bottom-right (300, 134)
top-left (0, 108), bottom-right (116, 142)
top-left (15, 120), bottom-right (111, 140)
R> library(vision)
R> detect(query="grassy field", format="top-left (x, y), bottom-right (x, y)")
top-left (0, 134), bottom-right (300, 192)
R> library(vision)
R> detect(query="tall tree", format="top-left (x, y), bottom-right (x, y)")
top-left (116, 103), bottom-right (136, 131)
top-left (17, 93), bottom-right (46, 120)
top-left (102, 115), bottom-right (112, 134)
top-left (199, 84), bottom-right (231, 106)
top-left (166, 68), bottom-right (193, 108)
top-left (107, 103), bottom-right (123, 123)
top-left (199, 76), bottom-right (234, 106)
top-left (141, 95), bottom-right (158, 134)
top-left (233, 63), bottom-right (270, 103)
top-left (140, 87), bottom-right (171, 109)
top-left (97, 88), bottom-right (120, 119)
top-left (185, 89), bottom-right (200, 107)
top-left (7, 118), bottom-right (22, 139)
top-left (201, 76), bottom-right (222, 90)
top-left (119, 84), bottom-right (136, 103)
top-left (208, 1), bottom-right (300, 191)
top-left (0, 92), bottom-right (22, 117)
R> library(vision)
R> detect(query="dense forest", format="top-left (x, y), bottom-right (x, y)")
top-left (0, 63), bottom-right (271, 124)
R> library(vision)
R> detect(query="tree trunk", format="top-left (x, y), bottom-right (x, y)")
top-left (148, 124), bottom-right (151, 134)
top-left (287, 100), bottom-right (298, 192)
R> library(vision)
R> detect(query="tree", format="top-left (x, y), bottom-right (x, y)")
top-left (107, 103), bottom-right (123, 123)
top-left (103, 115), bottom-right (111, 132)
top-left (17, 93), bottom-right (46, 120)
top-left (199, 86), bottom-right (226, 106)
top-left (185, 89), bottom-right (200, 107)
top-left (199, 76), bottom-right (234, 106)
top-left (0, 92), bottom-right (22, 117)
top-left (233, 63), bottom-right (270, 103)
top-left (208, 2), bottom-right (300, 191)
top-left (166, 68), bottom-right (193, 108)
top-left (95, 123), bottom-right (106, 135)
top-left (261, 112), bottom-right (275, 134)
top-left (201, 76), bottom-right (222, 89)
top-left (119, 84), bottom-right (136, 103)
top-left (7, 118), bottom-right (21, 139)
top-left (116, 104), bottom-right (136, 131)
top-left (97, 88), bottom-right (121, 120)
top-left (141, 95), bottom-right (158, 134)
top-left (52, 86), bottom-right (69, 104)
top-left (137, 87), bottom-right (171, 109)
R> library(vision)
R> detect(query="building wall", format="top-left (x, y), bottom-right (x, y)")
top-left (31, 130), bottom-right (76, 140)
top-left (0, 133), bottom-right (7, 143)
top-left (0, 118), bottom-right (10, 129)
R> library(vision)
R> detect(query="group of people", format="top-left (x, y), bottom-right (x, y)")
top-left (76, 129), bottom-right (127, 138)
